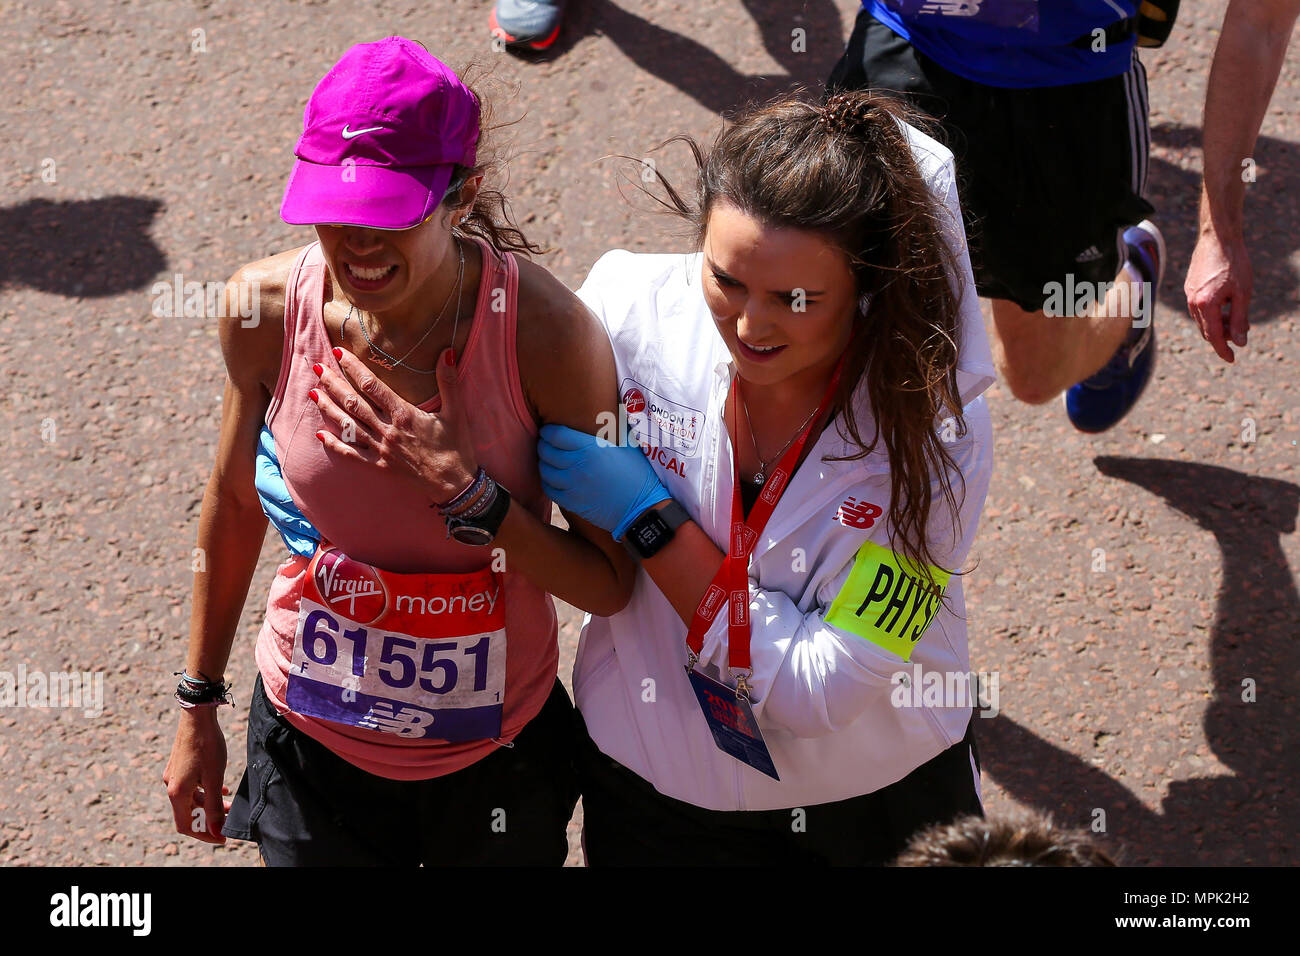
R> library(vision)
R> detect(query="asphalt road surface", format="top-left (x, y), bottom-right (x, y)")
top-left (0, 0), bottom-right (1296, 867)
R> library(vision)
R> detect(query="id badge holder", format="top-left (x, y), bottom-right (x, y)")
top-left (685, 663), bottom-right (780, 781)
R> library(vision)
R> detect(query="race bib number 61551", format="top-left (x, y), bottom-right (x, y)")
top-left (286, 544), bottom-right (507, 741)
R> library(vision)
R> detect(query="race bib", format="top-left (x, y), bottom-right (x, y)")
top-left (286, 542), bottom-right (506, 741)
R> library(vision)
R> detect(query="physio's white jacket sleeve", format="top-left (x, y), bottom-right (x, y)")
top-left (692, 478), bottom-right (910, 738)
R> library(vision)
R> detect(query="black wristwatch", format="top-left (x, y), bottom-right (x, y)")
top-left (445, 482), bottom-right (512, 545)
top-left (623, 500), bottom-right (690, 560)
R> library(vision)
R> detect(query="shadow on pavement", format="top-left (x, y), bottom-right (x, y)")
top-left (588, 0), bottom-right (847, 115)
top-left (980, 457), bottom-right (1299, 864)
top-left (0, 197), bottom-right (167, 298)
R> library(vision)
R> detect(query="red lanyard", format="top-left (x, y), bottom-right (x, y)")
top-left (685, 358), bottom-right (845, 677)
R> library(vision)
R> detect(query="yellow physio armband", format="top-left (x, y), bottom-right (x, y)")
top-left (825, 540), bottom-right (951, 662)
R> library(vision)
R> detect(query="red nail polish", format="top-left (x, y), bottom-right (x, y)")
top-left (332, 347), bottom-right (342, 360)
top-left (446, 349), bottom-right (456, 366)
top-left (312, 363), bottom-right (323, 376)
top-left (315, 430), bottom-right (326, 442)
top-left (308, 388), bottom-right (319, 402)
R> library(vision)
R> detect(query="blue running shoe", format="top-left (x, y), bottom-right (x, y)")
top-left (1064, 220), bottom-right (1165, 433)
top-left (490, 0), bottom-right (565, 50)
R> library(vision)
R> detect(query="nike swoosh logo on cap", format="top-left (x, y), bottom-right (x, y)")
top-left (341, 124), bottom-right (384, 139)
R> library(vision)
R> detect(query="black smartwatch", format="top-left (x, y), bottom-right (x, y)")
top-left (623, 500), bottom-right (690, 560)
top-left (445, 482), bottom-right (512, 546)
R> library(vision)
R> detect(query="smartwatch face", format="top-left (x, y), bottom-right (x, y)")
top-left (631, 511), bottom-right (668, 553)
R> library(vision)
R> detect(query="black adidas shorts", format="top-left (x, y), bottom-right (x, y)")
top-left (222, 673), bottom-right (579, 866)
top-left (828, 10), bottom-right (1155, 313)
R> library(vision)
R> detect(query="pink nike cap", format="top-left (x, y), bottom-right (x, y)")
top-left (280, 36), bottom-right (479, 230)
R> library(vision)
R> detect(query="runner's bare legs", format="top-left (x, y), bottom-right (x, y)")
top-left (988, 265), bottom-right (1143, 405)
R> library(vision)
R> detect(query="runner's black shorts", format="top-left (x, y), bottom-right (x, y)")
top-left (827, 9), bottom-right (1155, 313)
top-left (221, 673), bottom-right (579, 865)
top-left (574, 707), bottom-right (983, 866)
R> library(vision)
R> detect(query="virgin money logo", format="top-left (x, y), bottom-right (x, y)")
top-left (731, 523), bottom-right (757, 559)
top-left (622, 388), bottom-right (646, 414)
top-left (314, 548), bottom-right (388, 624)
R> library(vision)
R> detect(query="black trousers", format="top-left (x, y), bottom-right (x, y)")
top-left (222, 673), bottom-right (579, 866)
top-left (574, 707), bottom-right (983, 866)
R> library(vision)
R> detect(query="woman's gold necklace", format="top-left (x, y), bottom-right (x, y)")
top-left (344, 240), bottom-right (465, 375)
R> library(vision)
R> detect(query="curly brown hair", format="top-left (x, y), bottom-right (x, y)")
top-left (633, 89), bottom-right (971, 590)
top-left (894, 810), bottom-right (1118, 867)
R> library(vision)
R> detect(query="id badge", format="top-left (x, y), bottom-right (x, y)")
top-left (287, 542), bottom-right (506, 742)
top-left (686, 667), bottom-right (780, 781)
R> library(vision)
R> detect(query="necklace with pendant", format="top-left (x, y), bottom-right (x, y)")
top-left (740, 389), bottom-right (821, 487)
top-left (345, 240), bottom-right (464, 375)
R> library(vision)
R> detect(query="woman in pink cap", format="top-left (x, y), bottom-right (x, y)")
top-left (163, 37), bottom-right (635, 865)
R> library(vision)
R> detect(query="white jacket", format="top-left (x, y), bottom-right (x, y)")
top-left (572, 123), bottom-right (996, 811)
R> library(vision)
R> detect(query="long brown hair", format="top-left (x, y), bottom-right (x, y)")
top-left (637, 90), bottom-right (970, 588)
top-left (443, 62), bottom-right (545, 258)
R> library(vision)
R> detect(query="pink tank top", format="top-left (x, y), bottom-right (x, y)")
top-left (254, 237), bottom-right (558, 780)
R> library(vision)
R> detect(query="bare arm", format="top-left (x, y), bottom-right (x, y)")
top-left (164, 257), bottom-right (288, 843)
top-left (502, 262), bottom-right (637, 616)
top-left (637, 501), bottom-right (724, 625)
top-left (1187, 0), bottom-right (1300, 362)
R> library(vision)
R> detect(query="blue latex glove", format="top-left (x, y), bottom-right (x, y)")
top-left (537, 423), bottom-right (672, 541)
top-left (255, 424), bottom-right (320, 557)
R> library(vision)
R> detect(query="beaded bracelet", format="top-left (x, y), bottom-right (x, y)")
top-left (445, 478), bottom-right (492, 518)
top-left (440, 467), bottom-right (483, 507)
top-left (173, 671), bottom-right (233, 709)
top-left (437, 467), bottom-right (489, 516)
top-left (452, 475), bottom-right (498, 521)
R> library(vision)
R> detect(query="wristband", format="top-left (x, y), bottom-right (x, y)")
top-left (437, 467), bottom-right (489, 515)
top-left (448, 480), bottom-right (492, 518)
top-left (445, 481), bottom-right (512, 546)
top-left (173, 671), bottom-right (233, 709)
top-left (456, 476), bottom-right (499, 520)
